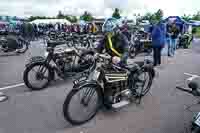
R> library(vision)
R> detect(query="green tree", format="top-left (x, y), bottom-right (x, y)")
top-left (141, 9), bottom-right (163, 24)
top-left (154, 9), bottom-right (164, 22)
top-left (57, 10), bottom-right (64, 19)
top-left (192, 11), bottom-right (200, 20)
top-left (138, 12), bottom-right (157, 24)
top-left (70, 16), bottom-right (78, 23)
top-left (143, 12), bottom-right (152, 20)
top-left (192, 27), bottom-right (197, 34)
top-left (181, 14), bottom-right (191, 21)
top-left (80, 11), bottom-right (93, 21)
top-left (112, 8), bottom-right (121, 19)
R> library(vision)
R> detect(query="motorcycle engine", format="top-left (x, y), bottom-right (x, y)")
top-left (104, 80), bottom-right (130, 103)
top-left (54, 48), bottom-right (74, 71)
top-left (103, 65), bottom-right (129, 103)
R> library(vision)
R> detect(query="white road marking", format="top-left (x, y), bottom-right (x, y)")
top-left (0, 83), bottom-right (25, 91)
top-left (0, 62), bottom-right (9, 64)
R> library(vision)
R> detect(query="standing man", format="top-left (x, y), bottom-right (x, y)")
top-left (152, 21), bottom-right (166, 66)
top-left (166, 22), bottom-right (172, 56)
top-left (171, 23), bottom-right (180, 54)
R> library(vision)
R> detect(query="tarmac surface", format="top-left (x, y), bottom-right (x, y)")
top-left (0, 39), bottom-right (200, 133)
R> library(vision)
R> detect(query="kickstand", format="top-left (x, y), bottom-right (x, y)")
top-left (135, 95), bottom-right (142, 105)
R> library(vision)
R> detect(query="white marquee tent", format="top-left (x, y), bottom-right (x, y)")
top-left (30, 19), bottom-right (71, 25)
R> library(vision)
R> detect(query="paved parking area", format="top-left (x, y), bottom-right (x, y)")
top-left (0, 40), bottom-right (200, 133)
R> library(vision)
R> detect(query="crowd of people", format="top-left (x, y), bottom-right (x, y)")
top-left (0, 17), bottom-right (192, 68)
top-left (0, 22), bottom-right (100, 39)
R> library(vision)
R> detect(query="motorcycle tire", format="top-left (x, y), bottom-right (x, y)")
top-left (23, 62), bottom-right (52, 91)
top-left (192, 126), bottom-right (200, 133)
top-left (130, 67), bottom-right (153, 97)
top-left (63, 84), bottom-right (102, 125)
top-left (77, 51), bottom-right (95, 71)
top-left (129, 45), bottom-right (137, 58)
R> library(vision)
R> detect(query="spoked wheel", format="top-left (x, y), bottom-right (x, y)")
top-left (78, 52), bottom-right (95, 72)
top-left (129, 45), bottom-right (137, 58)
top-left (131, 69), bottom-right (153, 97)
top-left (63, 85), bottom-right (102, 125)
top-left (82, 42), bottom-right (89, 49)
top-left (23, 62), bottom-right (52, 90)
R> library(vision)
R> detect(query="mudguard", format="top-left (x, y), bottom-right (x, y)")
top-left (133, 60), bottom-right (155, 78)
top-left (73, 80), bottom-right (104, 98)
top-left (25, 56), bottom-right (46, 67)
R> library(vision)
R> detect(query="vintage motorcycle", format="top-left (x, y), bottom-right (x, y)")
top-left (129, 31), bottom-right (152, 58)
top-left (0, 35), bottom-right (29, 55)
top-left (63, 53), bottom-right (156, 125)
top-left (177, 33), bottom-right (193, 49)
top-left (23, 40), bottom-right (96, 91)
top-left (176, 73), bottom-right (200, 133)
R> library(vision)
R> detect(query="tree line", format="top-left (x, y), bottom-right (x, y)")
top-left (28, 8), bottom-right (200, 23)
top-left (28, 8), bottom-right (121, 23)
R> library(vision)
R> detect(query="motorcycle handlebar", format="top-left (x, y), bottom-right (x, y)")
top-left (96, 54), bottom-right (111, 60)
top-left (176, 86), bottom-right (193, 95)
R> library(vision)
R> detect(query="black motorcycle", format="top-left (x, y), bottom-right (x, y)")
top-left (23, 40), bottom-right (95, 91)
top-left (176, 73), bottom-right (200, 133)
top-left (0, 35), bottom-right (29, 55)
top-left (129, 32), bottom-right (152, 58)
top-left (177, 34), bottom-right (193, 49)
top-left (63, 53), bottom-right (156, 125)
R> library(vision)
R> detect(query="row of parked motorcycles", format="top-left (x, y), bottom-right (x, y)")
top-left (2, 28), bottom-right (195, 129)
top-left (21, 29), bottom-right (156, 125)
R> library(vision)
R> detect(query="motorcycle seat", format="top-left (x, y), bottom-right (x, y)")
top-left (47, 40), bottom-right (66, 48)
top-left (134, 61), bottom-right (144, 67)
top-left (124, 60), bottom-right (152, 71)
top-left (64, 48), bottom-right (76, 55)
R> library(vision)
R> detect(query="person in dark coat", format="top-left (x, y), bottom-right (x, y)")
top-left (151, 22), bottom-right (166, 66)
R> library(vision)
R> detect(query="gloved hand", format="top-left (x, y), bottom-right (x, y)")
top-left (112, 56), bottom-right (121, 64)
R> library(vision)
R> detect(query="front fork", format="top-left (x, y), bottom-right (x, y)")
top-left (38, 53), bottom-right (55, 80)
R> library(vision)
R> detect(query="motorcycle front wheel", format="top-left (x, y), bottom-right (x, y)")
top-left (63, 84), bottom-right (102, 125)
top-left (130, 68), bottom-right (153, 97)
top-left (23, 62), bottom-right (52, 90)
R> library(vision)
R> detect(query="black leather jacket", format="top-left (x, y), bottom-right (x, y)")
top-left (96, 31), bottom-right (129, 65)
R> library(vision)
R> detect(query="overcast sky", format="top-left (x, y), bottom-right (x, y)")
top-left (0, 0), bottom-right (199, 18)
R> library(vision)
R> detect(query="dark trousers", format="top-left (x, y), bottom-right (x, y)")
top-left (153, 47), bottom-right (162, 66)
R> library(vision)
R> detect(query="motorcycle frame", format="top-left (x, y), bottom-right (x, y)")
top-left (41, 47), bottom-right (94, 79)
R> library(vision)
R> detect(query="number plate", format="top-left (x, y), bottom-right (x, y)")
top-left (195, 113), bottom-right (200, 126)
top-left (73, 76), bottom-right (87, 85)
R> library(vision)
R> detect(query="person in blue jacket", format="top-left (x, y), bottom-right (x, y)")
top-left (151, 21), bottom-right (166, 66)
